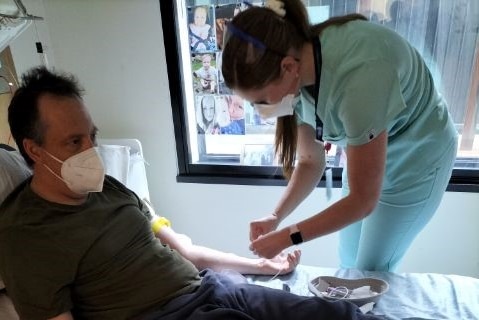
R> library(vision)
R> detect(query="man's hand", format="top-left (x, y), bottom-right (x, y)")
top-left (259, 249), bottom-right (301, 275)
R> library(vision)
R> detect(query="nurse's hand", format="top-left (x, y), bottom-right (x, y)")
top-left (250, 214), bottom-right (280, 241)
top-left (249, 228), bottom-right (291, 259)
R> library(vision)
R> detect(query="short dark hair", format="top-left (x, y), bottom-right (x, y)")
top-left (8, 66), bottom-right (84, 166)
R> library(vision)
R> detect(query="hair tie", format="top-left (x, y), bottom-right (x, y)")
top-left (265, 0), bottom-right (286, 17)
top-left (225, 22), bottom-right (267, 51)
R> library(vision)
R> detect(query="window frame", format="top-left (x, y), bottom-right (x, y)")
top-left (159, 0), bottom-right (479, 193)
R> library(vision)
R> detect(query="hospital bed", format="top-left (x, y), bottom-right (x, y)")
top-left (1, 140), bottom-right (478, 320)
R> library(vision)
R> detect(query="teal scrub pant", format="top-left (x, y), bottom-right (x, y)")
top-left (338, 138), bottom-right (457, 271)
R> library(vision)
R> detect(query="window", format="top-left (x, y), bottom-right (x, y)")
top-left (159, 0), bottom-right (479, 192)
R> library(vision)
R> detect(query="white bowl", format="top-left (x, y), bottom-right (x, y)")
top-left (308, 276), bottom-right (389, 306)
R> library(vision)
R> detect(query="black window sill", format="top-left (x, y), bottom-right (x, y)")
top-left (176, 168), bottom-right (479, 193)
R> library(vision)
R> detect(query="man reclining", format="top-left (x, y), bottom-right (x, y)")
top-left (0, 138), bottom-right (300, 278)
top-left (0, 67), bottom-right (383, 320)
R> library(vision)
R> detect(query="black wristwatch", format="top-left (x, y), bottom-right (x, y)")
top-left (289, 224), bottom-right (303, 245)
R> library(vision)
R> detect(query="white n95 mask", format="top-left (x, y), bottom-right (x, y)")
top-left (253, 94), bottom-right (299, 120)
top-left (43, 147), bottom-right (105, 194)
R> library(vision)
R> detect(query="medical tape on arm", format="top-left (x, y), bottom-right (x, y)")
top-left (151, 217), bottom-right (171, 234)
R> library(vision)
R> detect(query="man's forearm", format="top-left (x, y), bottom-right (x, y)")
top-left (185, 244), bottom-right (262, 274)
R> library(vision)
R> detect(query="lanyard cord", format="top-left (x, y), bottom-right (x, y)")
top-left (312, 36), bottom-right (324, 142)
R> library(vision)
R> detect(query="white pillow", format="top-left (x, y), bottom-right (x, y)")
top-left (0, 149), bottom-right (32, 290)
top-left (0, 149), bottom-right (32, 204)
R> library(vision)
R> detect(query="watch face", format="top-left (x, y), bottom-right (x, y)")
top-left (290, 231), bottom-right (303, 245)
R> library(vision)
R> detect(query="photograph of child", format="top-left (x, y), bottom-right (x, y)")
top-left (192, 53), bottom-right (218, 94)
top-left (195, 95), bottom-right (220, 135)
top-left (215, 95), bottom-right (245, 135)
top-left (189, 5), bottom-right (217, 52)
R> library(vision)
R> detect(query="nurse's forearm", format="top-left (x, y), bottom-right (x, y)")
top-left (274, 161), bottom-right (324, 221)
top-left (298, 193), bottom-right (372, 242)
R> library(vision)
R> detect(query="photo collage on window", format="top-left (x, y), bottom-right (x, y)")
top-left (189, 2), bottom-right (274, 138)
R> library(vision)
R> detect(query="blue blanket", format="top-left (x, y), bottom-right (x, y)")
top-left (247, 265), bottom-right (479, 320)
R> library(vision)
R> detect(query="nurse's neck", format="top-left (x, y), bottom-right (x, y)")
top-left (298, 42), bottom-right (316, 88)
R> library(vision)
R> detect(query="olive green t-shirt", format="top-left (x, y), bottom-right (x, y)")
top-left (0, 176), bottom-right (201, 320)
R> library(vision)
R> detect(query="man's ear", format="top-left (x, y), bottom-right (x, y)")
top-left (23, 139), bottom-right (42, 164)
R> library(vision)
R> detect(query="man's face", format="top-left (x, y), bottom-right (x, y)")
top-left (34, 94), bottom-right (98, 193)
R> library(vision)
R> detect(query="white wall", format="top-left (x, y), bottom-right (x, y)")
top-left (9, 0), bottom-right (479, 278)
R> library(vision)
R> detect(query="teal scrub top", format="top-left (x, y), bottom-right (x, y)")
top-left (295, 20), bottom-right (457, 191)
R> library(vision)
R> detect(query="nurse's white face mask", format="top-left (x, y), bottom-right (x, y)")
top-left (42, 147), bottom-right (105, 194)
top-left (253, 94), bottom-right (300, 120)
